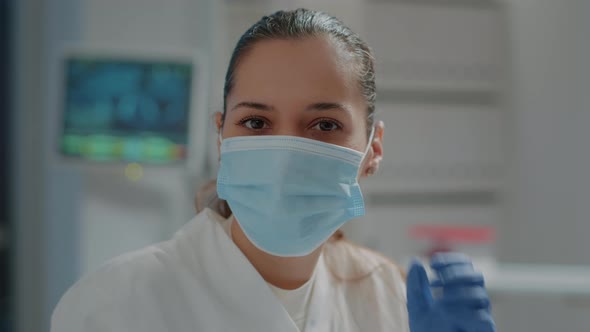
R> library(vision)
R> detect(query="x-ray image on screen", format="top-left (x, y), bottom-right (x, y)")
top-left (60, 57), bottom-right (193, 163)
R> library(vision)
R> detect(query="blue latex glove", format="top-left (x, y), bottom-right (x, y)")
top-left (406, 252), bottom-right (496, 332)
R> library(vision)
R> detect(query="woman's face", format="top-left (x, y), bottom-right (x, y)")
top-left (217, 36), bottom-right (384, 177)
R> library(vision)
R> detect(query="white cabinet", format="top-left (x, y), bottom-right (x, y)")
top-left (485, 264), bottom-right (590, 331)
top-left (492, 293), bottom-right (590, 332)
top-left (358, 1), bottom-right (508, 195)
top-left (361, 102), bottom-right (505, 194)
top-left (364, 2), bottom-right (505, 93)
top-left (498, 0), bottom-right (590, 266)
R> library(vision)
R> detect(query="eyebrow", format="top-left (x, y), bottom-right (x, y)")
top-left (306, 102), bottom-right (352, 114)
top-left (231, 102), bottom-right (275, 112)
top-left (231, 101), bottom-right (352, 113)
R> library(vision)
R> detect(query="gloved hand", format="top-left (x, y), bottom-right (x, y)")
top-left (406, 252), bottom-right (496, 332)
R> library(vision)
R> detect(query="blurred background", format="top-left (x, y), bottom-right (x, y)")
top-left (2, 0), bottom-right (589, 331)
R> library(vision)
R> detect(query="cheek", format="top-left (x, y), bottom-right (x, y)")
top-left (219, 113), bottom-right (242, 138)
top-left (349, 112), bottom-right (370, 148)
top-left (348, 129), bottom-right (371, 153)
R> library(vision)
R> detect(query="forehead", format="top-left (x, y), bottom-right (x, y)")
top-left (229, 36), bottom-right (363, 107)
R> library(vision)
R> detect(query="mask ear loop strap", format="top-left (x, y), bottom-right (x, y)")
top-left (364, 126), bottom-right (375, 155)
top-left (357, 126), bottom-right (376, 177)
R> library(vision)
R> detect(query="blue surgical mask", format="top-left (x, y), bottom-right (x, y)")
top-left (217, 129), bottom-right (374, 257)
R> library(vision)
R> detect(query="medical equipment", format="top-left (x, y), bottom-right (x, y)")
top-left (50, 46), bottom-right (211, 273)
top-left (53, 46), bottom-right (210, 174)
top-left (59, 57), bottom-right (192, 164)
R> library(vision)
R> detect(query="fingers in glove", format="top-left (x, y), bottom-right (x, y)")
top-left (406, 259), bottom-right (434, 315)
top-left (431, 264), bottom-right (485, 287)
top-left (443, 307), bottom-right (496, 332)
top-left (430, 252), bottom-right (472, 269)
top-left (439, 285), bottom-right (491, 309)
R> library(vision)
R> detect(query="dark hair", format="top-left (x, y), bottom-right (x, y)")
top-left (221, 8), bottom-right (377, 136)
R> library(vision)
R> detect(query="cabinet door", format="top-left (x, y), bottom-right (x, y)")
top-left (491, 293), bottom-right (590, 332)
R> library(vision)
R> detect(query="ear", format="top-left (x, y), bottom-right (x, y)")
top-left (361, 120), bottom-right (384, 177)
top-left (215, 112), bottom-right (224, 160)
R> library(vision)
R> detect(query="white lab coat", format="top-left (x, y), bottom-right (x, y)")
top-left (51, 208), bottom-right (409, 332)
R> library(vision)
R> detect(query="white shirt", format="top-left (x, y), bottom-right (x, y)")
top-left (268, 280), bottom-right (313, 331)
top-left (51, 208), bottom-right (410, 332)
top-left (221, 216), bottom-right (314, 331)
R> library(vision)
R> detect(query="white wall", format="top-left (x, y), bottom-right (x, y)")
top-left (14, 2), bottom-right (84, 331)
top-left (13, 1), bottom-right (52, 331)
top-left (499, 0), bottom-right (590, 265)
top-left (492, 1), bottom-right (590, 330)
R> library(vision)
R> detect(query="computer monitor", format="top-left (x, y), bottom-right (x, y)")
top-left (59, 55), bottom-right (194, 164)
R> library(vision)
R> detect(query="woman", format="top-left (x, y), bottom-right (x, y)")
top-left (52, 9), bottom-right (495, 332)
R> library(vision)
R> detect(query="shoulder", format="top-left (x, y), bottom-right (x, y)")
top-left (51, 243), bottom-right (173, 330)
top-left (51, 210), bottom-right (220, 331)
top-left (322, 240), bottom-right (409, 330)
top-left (323, 240), bottom-right (406, 302)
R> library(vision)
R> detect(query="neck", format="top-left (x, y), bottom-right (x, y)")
top-left (230, 217), bottom-right (322, 290)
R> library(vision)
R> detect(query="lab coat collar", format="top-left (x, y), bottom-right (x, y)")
top-left (177, 208), bottom-right (307, 331)
top-left (305, 252), bottom-right (334, 332)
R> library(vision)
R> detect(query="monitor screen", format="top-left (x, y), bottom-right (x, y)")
top-left (60, 56), bottom-right (192, 164)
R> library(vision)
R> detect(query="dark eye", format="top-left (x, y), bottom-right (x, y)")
top-left (240, 117), bottom-right (268, 130)
top-left (313, 120), bottom-right (341, 132)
